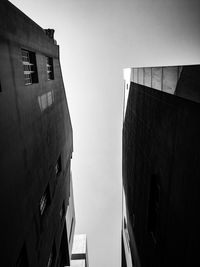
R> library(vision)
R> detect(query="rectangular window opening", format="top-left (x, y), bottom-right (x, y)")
top-left (46, 57), bottom-right (54, 80)
top-left (21, 49), bottom-right (38, 85)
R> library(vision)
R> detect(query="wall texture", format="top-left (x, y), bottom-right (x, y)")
top-left (0, 1), bottom-right (73, 266)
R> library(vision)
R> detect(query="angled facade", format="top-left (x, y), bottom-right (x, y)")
top-left (122, 65), bottom-right (200, 267)
top-left (0, 1), bottom-right (75, 266)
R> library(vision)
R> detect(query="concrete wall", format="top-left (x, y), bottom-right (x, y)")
top-left (123, 81), bottom-right (200, 267)
top-left (0, 1), bottom-right (73, 266)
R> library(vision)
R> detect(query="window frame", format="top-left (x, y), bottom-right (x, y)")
top-left (21, 49), bottom-right (38, 85)
top-left (46, 57), bottom-right (54, 80)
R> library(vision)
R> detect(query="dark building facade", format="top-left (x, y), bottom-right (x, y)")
top-left (122, 65), bottom-right (200, 267)
top-left (0, 1), bottom-right (75, 266)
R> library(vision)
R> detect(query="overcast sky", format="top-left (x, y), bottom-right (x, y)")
top-left (10, 1), bottom-right (200, 267)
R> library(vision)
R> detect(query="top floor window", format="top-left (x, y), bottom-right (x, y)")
top-left (21, 49), bottom-right (38, 85)
top-left (46, 57), bottom-right (54, 80)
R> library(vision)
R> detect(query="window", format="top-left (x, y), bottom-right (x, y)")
top-left (163, 66), bottom-right (179, 94)
top-left (16, 244), bottom-right (29, 267)
top-left (138, 68), bottom-right (144, 85)
top-left (55, 155), bottom-right (61, 176)
top-left (47, 91), bottom-right (53, 105)
top-left (46, 57), bottom-right (54, 80)
top-left (21, 49), bottom-right (38, 85)
top-left (39, 185), bottom-right (51, 216)
top-left (144, 67), bottom-right (152, 87)
top-left (152, 67), bottom-right (162, 90)
top-left (38, 90), bottom-right (54, 112)
top-left (133, 68), bottom-right (138, 83)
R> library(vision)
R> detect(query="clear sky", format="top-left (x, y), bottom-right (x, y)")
top-left (9, 1), bottom-right (200, 267)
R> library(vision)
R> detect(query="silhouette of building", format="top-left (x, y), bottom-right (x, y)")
top-left (0, 1), bottom-right (75, 266)
top-left (71, 234), bottom-right (89, 267)
top-left (122, 65), bottom-right (200, 267)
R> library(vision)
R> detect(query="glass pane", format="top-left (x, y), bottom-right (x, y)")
top-left (138, 68), bottom-right (144, 85)
top-left (133, 68), bottom-right (138, 83)
top-left (163, 66), bottom-right (178, 94)
top-left (152, 67), bottom-right (162, 90)
top-left (144, 68), bottom-right (151, 87)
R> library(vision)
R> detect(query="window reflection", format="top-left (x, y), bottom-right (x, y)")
top-left (38, 90), bottom-right (54, 112)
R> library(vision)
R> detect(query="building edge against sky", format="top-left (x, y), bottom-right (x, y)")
top-left (71, 234), bottom-right (89, 267)
top-left (122, 65), bottom-right (200, 267)
top-left (0, 0), bottom-right (81, 266)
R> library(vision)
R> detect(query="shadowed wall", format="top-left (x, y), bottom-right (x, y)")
top-left (123, 77), bottom-right (200, 266)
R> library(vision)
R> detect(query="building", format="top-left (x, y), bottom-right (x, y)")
top-left (66, 172), bottom-right (76, 256)
top-left (122, 65), bottom-right (200, 267)
top-left (0, 1), bottom-right (75, 266)
top-left (71, 234), bottom-right (89, 267)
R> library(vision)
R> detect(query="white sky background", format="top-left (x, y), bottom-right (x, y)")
top-left (9, 1), bottom-right (200, 267)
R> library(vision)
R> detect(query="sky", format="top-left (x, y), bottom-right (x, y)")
top-left (9, 1), bottom-right (200, 267)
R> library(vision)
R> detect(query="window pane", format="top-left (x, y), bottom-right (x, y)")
top-left (144, 68), bottom-right (151, 87)
top-left (46, 57), bottom-right (54, 80)
top-left (133, 68), bottom-right (138, 83)
top-left (21, 49), bottom-right (38, 85)
top-left (163, 66), bottom-right (178, 94)
top-left (152, 67), bottom-right (162, 90)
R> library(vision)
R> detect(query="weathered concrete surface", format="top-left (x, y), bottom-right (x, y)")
top-left (0, 1), bottom-right (73, 266)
